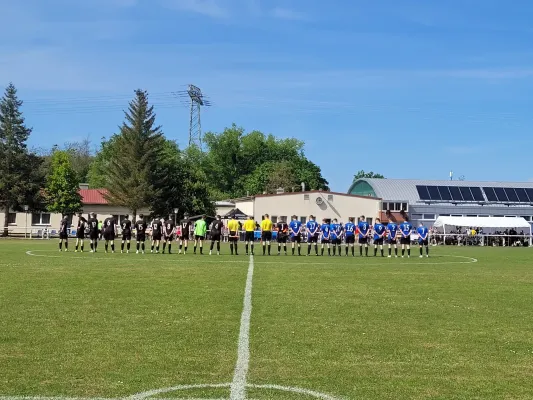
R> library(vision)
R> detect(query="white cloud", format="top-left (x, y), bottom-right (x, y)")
top-left (161, 0), bottom-right (229, 18)
top-left (271, 6), bottom-right (308, 21)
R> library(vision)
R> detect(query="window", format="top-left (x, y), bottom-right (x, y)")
top-left (523, 216), bottom-right (531, 221)
top-left (423, 214), bottom-right (436, 220)
top-left (366, 217), bottom-right (373, 226)
top-left (327, 194), bottom-right (333, 201)
top-left (7, 213), bottom-right (16, 225)
top-left (411, 214), bottom-right (423, 219)
top-left (401, 203), bottom-right (408, 211)
top-left (304, 194), bottom-right (310, 200)
top-left (466, 215), bottom-right (477, 217)
top-left (505, 215), bottom-right (517, 218)
top-left (439, 214), bottom-right (450, 217)
top-left (478, 215), bottom-right (489, 217)
top-left (32, 212), bottom-right (51, 225)
top-left (300, 216), bottom-right (307, 224)
top-left (451, 214), bottom-right (463, 217)
top-left (271, 216), bottom-right (278, 224)
top-left (280, 216), bottom-right (287, 223)
top-left (494, 215), bottom-right (504, 217)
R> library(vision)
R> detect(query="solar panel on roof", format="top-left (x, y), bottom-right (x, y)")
top-left (437, 186), bottom-right (452, 200)
top-left (470, 187), bottom-right (484, 201)
top-left (493, 187), bottom-right (508, 202)
top-left (459, 187), bottom-right (474, 201)
top-left (416, 185), bottom-right (431, 200)
top-left (504, 187), bottom-right (519, 202)
top-left (483, 187), bottom-right (498, 202)
top-left (448, 186), bottom-right (463, 201)
top-left (427, 186), bottom-right (441, 200)
top-left (525, 188), bottom-right (533, 203)
top-left (515, 188), bottom-right (530, 202)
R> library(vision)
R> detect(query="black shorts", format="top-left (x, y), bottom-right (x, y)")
top-left (345, 235), bottom-right (355, 244)
top-left (89, 231), bottom-right (99, 240)
top-left (308, 234), bottom-right (319, 243)
top-left (76, 230), bottom-right (85, 239)
top-left (195, 235), bottom-right (205, 241)
top-left (164, 234), bottom-right (174, 242)
top-left (400, 237), bottom-right (411, 245)
top-left (122, 232), bottom-right (132, 241)
top-left (321, 238), bottom-right (330, 244)
top-left (103, 231), bottom-right (115, 241)
top-left (419, 239), bottom-right (429, 246)
top-left (262, 231), bottom-right (272, 241)
top-left (358, 237), bottom-right (368, 244)
top-left (332, 238), bottom-right (341, 245)
top-left (179, 233), bottom-right (189, 241)
top-left (290, 235), bottom-right (301, 243)
top-left (388, 237), bottom-right (397, 244)
top-left (152, 232), bottom-right (162, 241)
top-left (211, 233), bottom-right (221, 242)
top-left (229, 231), bottom-right (238, 242)
top-left (374, 238), bottom-right (384, 245)
top-left (277, 234), bottom-right (288, 243)
top-left (245, 232), bottom-right (255, 242)
top-left (59, 232), bottom-right (68, 240)
top-left (137, 233), bottom-right (146, 242)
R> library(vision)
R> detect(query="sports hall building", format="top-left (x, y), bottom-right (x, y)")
top-left (348, 178), bottom-right (533, 229)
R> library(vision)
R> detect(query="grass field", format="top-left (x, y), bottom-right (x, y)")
top-left (1, 240), bottom-right (533, 400)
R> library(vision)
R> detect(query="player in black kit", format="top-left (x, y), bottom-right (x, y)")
top-left (58, 216), bottom-right (70, 252)
top-left (103, 216), bottom-right (117, 253)
top-left (120, 215), bottom-right (132, 253)
top-left (88, 213), bottom-right (99, 252)
top-left (209, 215), bottom-right (224, 255)
top-left (276, 218), bottom-right (289, 256)
top-left (162, 217), bottom-right (175, 254)
top-left (179, 214), bottom-right (192, 254)
top-left (135, 214), bottom-right (147, 254)
top-left (151, 218), bottom-right (163, 253)
top-left (75, 213), bottom-right (87, 252)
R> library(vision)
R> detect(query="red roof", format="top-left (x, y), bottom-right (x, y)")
top-left (80, 189), bottom-right (108, 205)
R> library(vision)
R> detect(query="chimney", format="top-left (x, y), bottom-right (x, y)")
top-left (301, 182), bottom-right (305, 192)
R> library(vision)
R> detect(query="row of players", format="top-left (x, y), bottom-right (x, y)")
top-left (58, 213), bottom-right (431, 258)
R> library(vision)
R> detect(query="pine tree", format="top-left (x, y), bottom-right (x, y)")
top-left (104, 90), bottom-right (164, 220)
top-left (45, 150), bottom-right (83, 217)
top-left (0, 83), bottom-right (40, 236)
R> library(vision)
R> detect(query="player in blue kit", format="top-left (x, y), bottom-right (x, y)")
top-left (373, 218), bottom-right (386, 257)
top-left (358, 216), bottom-right (370, 256)
top-left (386, 221), bottom-right (399, 258)
top-left (417, 222), bottom-right (430, 258)
top-left (306, 215), bottom-right (319, 256)
top-left (289, 215), bottom-right (302, 256)
top-left (399, 219), bottom-right (413, 258)
top-left (344, 217), bottom-right (356, 256)
top-left (330, 219), bottom-right (342, 256)
top-left (320, 219), bottom-right (331, 256)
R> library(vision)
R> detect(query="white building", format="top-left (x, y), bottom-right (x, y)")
top-left (1, 188), bottom-right (150, 237)
top-left (215, 190), bottom-right (381, 224)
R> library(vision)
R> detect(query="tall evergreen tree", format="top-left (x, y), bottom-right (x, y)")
top-left (0, 83), bottom-right (42, 236)
top-left (45, 150), bottom-right (83, 217)
top-left (104, 90), bottom-right (164, 220)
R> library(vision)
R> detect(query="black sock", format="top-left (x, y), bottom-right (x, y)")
top-left (230, 243), bottom-right (234, 255)
top-left (246, 244), bottom-right (249, 254)
top-left (328, 247), bottom-right (331, 256)
top-left (268, 244), bottom-right (271, 255)
top-left (64, 242), bottom-right (68, 250)
top-left (75, 242), bottom-right (79, 251)
top-left (141, 242), bottom-right (145, 251)
top-left (351, 247), bottom-right (355, 256)
top-left (184, 246), bottom-right (188, 252)
top-left (321, 248), bottom-right (324, 256)
top-left (359, 246), bottom-right (363, 256)
top-left (333, 247), bottom-right (336, 256)
top-left (151, 244), bottom-right (154, 251)
top-left (278, 245), bottom-right (281, 254)
top-left (308, 245), bottom-right (311, 255)
top-left (374, 247), bottom-right (377, 256)
top-left (200, 245), bottom-right (203, 254)
top-left (59, 242), bottom-right (62, 250)
top-left (408, 248), bottom-right (411, 256)
top-left (90, 242), bottom-right (94, 251)
top-left (210, 242), bottom-right (214, 251)
top-left (251, 244), bottom-right (254, 254)
top-left (284, 245), bottom-right (286, 253)
top-left (292, 247), bottom-right (295, 255)
top-left (389, 247), bottom-right (391, 256)
top-left (217, 242), bottom-right (220, 252)
top-left (163, 242), bottom-right (167, 252)
top-left (402, 248), bottom-right (405, 256)
top-left (137, 242), bottom-right (140, 251)
top-left (94, 241), bottom-right (98, 250)
top-left (298, 246), bottom-right (301, 255)
top-left (365, 246), bottom-right (368, 256)
top-left (381, 249), bottom-right (384, 257)
top-left (426, 246), bottom-right (429, 255)
top-left (179, 244), bottom-right (183, 250)
top-left (168, 244), bottom-right (172, 253)
top-left (121, 242), bottom-right (125, 251)
top-left (235, 243), bottom-right (238, 254)
top-left (314, 244), bottom-right (318, 255)
top-left (194, 245), bottom-right (197, 253)
top-left (345, 246), bottom-right (348, 255)
top-left (395, 247), bottom-right (398, 256)
top-left (110, 243), bottom-right (114, 252)
top-left (127, 242), bottom-right (131, 251)
top-left (420, 247), bottom-right (423, 256)
top-left (262, 245), bottom-right (266, 255)
top-left (105, 243), bottom-right (109, 252)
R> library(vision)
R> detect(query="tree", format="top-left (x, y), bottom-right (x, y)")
top-left (87, 136), bottom-right (120, 188)
top-left (45, 150), bottom-right (83, 216)
top-left (102, 90), bottom-right (165, 220)
top-left (0, 83), bottom-right (43, 236)
top-left (64, 137), bottom-right (94, 183)
top-left (353, 170), bottom-right (385, 181)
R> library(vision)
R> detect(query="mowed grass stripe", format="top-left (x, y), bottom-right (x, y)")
top-left (0, 241), bottom-right (248, 398)
top-left (250, 247), bottom-right (533, 400)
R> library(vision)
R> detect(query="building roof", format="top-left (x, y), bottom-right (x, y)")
top-left (80, 189), bottom-right (108, 205)
top-left (254, 190), bottom-right (380, 200)
top-left (348, 178), bottom-right (533, 205)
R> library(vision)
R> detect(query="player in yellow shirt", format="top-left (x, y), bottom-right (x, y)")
top-left (243, 216), bottom-right (256, 255)
top-left (227, 216), bottom-right (240, 256)
top-left (260, 214), bottom-right (273, 256)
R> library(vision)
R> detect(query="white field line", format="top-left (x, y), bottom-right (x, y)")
top-left (25, 250), bottom-right (477, 266)
top-left (229, 255), bottom-right (254, 400)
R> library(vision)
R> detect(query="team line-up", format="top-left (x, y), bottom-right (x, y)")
top-left (56, 212), bottom-right (432, 258)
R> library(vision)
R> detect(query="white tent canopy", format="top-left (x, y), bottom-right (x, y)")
top-left (434, 216), bottom-right (530, 229)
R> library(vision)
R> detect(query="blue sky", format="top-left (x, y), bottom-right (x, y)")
top-left (1, 0), bottom-right (533, 191)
